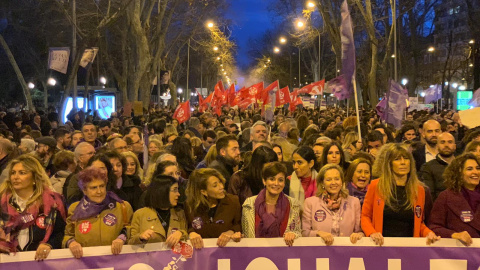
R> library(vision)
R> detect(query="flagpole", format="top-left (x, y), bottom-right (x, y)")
top-left (353, 76), bottom-right (361, 138)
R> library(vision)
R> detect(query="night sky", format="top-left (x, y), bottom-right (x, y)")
top-left (226, 0), bottom-right (273, 70)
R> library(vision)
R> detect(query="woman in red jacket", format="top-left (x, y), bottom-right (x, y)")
top-left (429, 153), bottom-right (480, 246)
top-left (361, 143), bottom-right (440, 246)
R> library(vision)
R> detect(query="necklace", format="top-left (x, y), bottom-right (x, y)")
top-left (155, 209), bottom-right (170, 228)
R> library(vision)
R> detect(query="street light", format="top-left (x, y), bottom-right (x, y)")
top-left (274, 47), bottom-right (280, 53)
top-left (47, 78), bottom-right (56, 86)
top-left (427, 46), bottom-right (435, 52)
top-left (28, 82), bottom-right (35, 89)
top-left (295, 19), bottom-right (305, 29)
top-left (469, 39), bottom-right (475, 44)
top-left (452, 83), bottom-right (458, 89)
top-left (279, 37), bottom-right (287, 44)
top-left (206, 21), bottom-right (214, 28)
top-left (213, 46), bottom-right (219, 51)
top-left (459, 85), bottom-right (466, 91)
top-left (306, 1), bottom-right (315, 8)
top-left (216, 57), bottom-right (220, 61)
top-left (391, 54), bottom-right (396, 58)
top-left (99, 76), bottom-right (107, 85)
top-left (178, 88), bottom-right (183, 94)
top-left (401, 78), bottom-right (408, 86)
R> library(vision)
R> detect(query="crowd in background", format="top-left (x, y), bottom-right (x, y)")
top-left (0, 103), bottom-right (479, 261)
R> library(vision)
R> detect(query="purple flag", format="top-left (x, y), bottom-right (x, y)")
top-left (327, 75), bottom-right (351, 100)
top-left (468, 88), bottom-right (480, 107)
top-left (340, 0), bottom-right (355, 99)
top-left (375, 97), bottom-right (387, 120)
top-left (424, 84), bottom-right (442, 103)
top-left (385, 79), bottom-right (408, 128)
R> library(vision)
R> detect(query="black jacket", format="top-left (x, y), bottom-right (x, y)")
top-left (412, 145), bottom-right (427, 173)
top-left (419, 154), bottom-right (449, 201)
top-left (208, 155), bottom-right (235, 187)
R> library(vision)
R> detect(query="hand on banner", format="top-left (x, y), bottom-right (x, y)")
top-left (68, 240), bottom-right (83, 259)
top-left (189, 232), bottom-right (204, 249)
top-left (217, 231), bottom-right (233, 247)
top-left (166, 231), bottom-right (183, 247)
top-left (452, 231), bottom-right (473, 246)
top-left (284, 232), bottom-right (296, 247)
top-left (349, 232), bottom-right (364, 244)
top-left (230, 231), bottom-right (242, 242)
top-left (111, 238), bottom-right (124, 255)
top-left (425, 231), bottom-right (441, 245)
top-left (316, 231), bottom-right (334, 246)
top-left (370, 232), bottom-right (384, 246)
top-left (34, 243), bottom-right (51, 261)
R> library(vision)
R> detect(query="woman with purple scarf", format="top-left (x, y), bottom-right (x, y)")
top-left (0, 155), bottom-right (66, 261)
top-left (429, 154), bottom-right (480, 246)
top-left (345, 158), bottom-right (372, 206)
top-left (63, 167), bottom-right (133, 258)
top-left (302, 164), bottom-right (364, 245)
top-left (242, 162), bottom-right (301, 246)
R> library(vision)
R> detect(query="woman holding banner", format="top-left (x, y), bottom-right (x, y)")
top-left (0, 155), bottom-right (66, 260)
top-left (63, 167), bottom-right (133, 258)
top-left (185, 168), bottom-right (242, 249)
top-left (128, 175), bottom-right (187, 246)
top-left (302, 164), bottom-right (363, 245)
top-left (242, 162), bottom-right (301, 246)
top-left (361, 144), bottom-right (440, 246)
top-left (429, 154), bottom-right (480, 246)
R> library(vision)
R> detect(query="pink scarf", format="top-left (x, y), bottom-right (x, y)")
top-left (300, 176), bottom-right (317, 199)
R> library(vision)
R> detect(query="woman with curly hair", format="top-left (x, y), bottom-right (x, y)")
top-left (429, 153), bottom-right (480, 246)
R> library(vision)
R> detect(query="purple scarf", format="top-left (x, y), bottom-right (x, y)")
top-left (347, 182), bottom-right (368, 206)
top-left (254, 189), bottom-right (290, 238)
top-left (461, 186), bottom-right (480, 213)
top-left (70, 191), bottom-right (123, 221)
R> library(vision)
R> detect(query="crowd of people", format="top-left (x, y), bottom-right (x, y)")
top-left (0, 104), bottom-right (479, 261)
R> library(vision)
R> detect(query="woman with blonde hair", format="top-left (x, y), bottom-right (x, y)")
top-left (147, 139), bottom-right (163, 158)
top-left (362, 143), bottom-right (440, 246)
top-left (122, 151), bottom-right (144, 181)
top-left (185, 168), bottom-right (241, 249)
top-left (342, 132), bottom-right (361, 159)
top-left (302, 164), bottom-right (363, 245)
top-left (0, 155), bottom-right (66, 260)
top-left (196, 144), bottom-right (218, 169)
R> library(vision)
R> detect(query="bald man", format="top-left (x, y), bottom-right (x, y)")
top-left (412, 120), bottom-right (441, 172)
top-left (419, 132), bottom-right (456, 201)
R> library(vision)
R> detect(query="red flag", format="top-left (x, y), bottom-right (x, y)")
top-left (276, 86), bottom-right (291, 107)
top-left (212, 80), bottom-right (227, 109)
top-left (227, 84), bottom-right (237, 106)
top-left (197, 90), bottom-right (208, 113)
top-left (204, 92), bottom-right (213, 104)
top-left (239, 82), bottom-right (263, 104)
top-left (173, 101), bottom-right (191, 124)
top-left (289, 90), bottom-right (303, 112)
top-left (260, 81), bottom-right (279, 104)
top-left (298, 79), bottom-right (325, 95)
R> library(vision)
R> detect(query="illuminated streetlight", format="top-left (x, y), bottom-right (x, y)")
top-left (459, 85), bottom-right (466, 91)
top-left (28, 82), bottom-right (35, 89)
top-left (216, 57), bottom-right (220, 61)
top-left (452, 83), bottom-right (458, 89)
top-left (213, 46), bottom-right (219, 51)
top-left (207, 21), bottom-right (214, 28)
top-left (100, 76), bottom-right (107, 85)
top-left (470, 63), bottom-right (474, 67)
top-left (274, 47), bottom-right (280, 53)
top-left (469, 40), bottom-right (475, 44)
top-left (391, 54), bottom-right (395, 58)
top-left (178, 88), bottom-right (183, 94)
top-left (420, 91), bottom-right (426, 97)
top-left (307, 1), bottom-right (315, 8)
top-left (427, 46), bottom-right (435, 52)
top-left (47, 78), bottom-right (56, 86)
top-left (295, 19), bottom-right (305, 29)
top-left (267, 59), bottom-right (271, 62)
top-left (279, 37), bottom-right (287, 44)
top-left (401, 78), bottom-right (408, 86)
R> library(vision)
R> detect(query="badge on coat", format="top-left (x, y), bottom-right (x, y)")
top-left (36, 215), bottom-right (46, 229)
top-left (78, 221), bottom-right (92, 234)
top-left (415, 205), bottom-right (422, 218)
top-left (314, 210), bottom-right (326, 222)
top-left (103, 213), bottom-right (117, 226)
top-left (192, 217), bottom-right (203, 230)
top-left (460, 211), bottom-right (473, 223)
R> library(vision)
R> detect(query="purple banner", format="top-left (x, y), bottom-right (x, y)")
top-left (424, 84), bottom-right (442, 104)
top-left (385, 79), bottom-right (408, 128)
top-left (339, 0), bottom-right (356, 100)
top-left (2, 238), bottom-right (480, 270)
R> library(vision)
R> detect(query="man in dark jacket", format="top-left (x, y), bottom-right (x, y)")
top-left (412, 119), bottom-right (441, 172)
top-left (208, 134), bottom-right (240, 186)
top-left (419, 132), bottom-right (456, 201)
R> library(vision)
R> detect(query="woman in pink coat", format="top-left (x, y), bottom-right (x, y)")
top-left (302, 164), bottom-right (364, 245)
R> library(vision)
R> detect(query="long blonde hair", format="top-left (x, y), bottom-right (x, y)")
top-left (186, 168), bottom-right (226, 214)
top-left (121, 151), bottom-right (144, 179)
top-left (374, 143), bottom-right (421, 210)
top-left (316, 164), bottom-right (349, 198)
top-left (0, 155), bottom-right (52, 206)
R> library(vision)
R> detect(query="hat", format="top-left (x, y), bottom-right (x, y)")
top-left (35, 136), bottom-right (57, 149)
